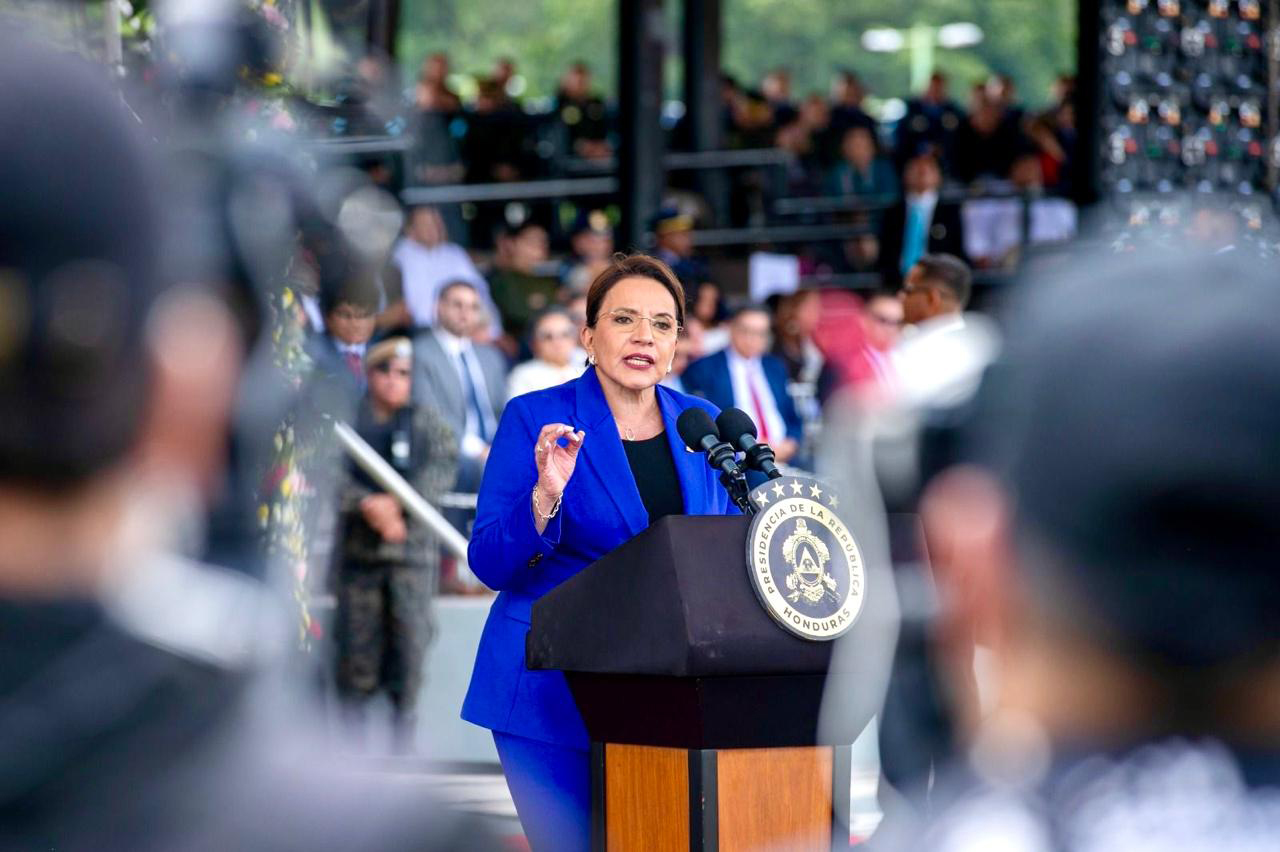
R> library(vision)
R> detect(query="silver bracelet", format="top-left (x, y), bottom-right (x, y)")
top-left (532, 484), bottom-right (563, 521)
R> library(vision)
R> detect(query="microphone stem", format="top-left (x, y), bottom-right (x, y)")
top-left (720, 470), bottom-right (755, 514)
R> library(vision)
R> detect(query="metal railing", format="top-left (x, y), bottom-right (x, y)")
top-left (333, 421), bottom-right (470, 571)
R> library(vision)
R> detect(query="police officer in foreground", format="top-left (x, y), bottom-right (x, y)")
top-left (0, 34), bottom-right (493, 852)
top-left (879, 248), bottom-right (1280, 849)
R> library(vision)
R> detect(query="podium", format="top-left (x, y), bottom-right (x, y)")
top-left (527, 515), bottom-right (874, 851)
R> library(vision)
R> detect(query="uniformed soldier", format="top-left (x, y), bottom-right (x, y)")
top-left (334, 337), bottom-right (457, 749)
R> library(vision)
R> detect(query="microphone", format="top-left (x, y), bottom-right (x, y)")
top-left (716, 407), bottom-right (783, 479)
top-left (676, 408), bottom-right (753, 513)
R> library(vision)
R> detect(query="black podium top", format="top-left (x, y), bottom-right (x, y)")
top-left (527, 515), bottom-right (845, 677)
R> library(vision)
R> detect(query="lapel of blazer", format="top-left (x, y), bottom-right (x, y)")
top-left (419, 330), bottom-right (463, 410)
top-left (572, 367), bottom-right (648, 537)
top-left (656, 386), bottom-right (709, 515)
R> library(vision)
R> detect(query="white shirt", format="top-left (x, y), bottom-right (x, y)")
top-left (506, 359), bottom-right (585, 400)
top-left (392, 237), bottom-right (500, 335)
top-left (435, 328), bottom-right (498, 458)
top-left (890, 312), bottom-right (999, 408)
top-left (906, 190), bottom-right (939, 222)
top-left (725, 348), bottom-right (787, 444)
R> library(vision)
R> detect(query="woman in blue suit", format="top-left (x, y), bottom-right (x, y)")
top-left (461, 254), bottom-right (737, 850)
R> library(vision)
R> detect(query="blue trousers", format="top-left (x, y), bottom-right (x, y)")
top-left (493, 732), bottom-right (590, 852)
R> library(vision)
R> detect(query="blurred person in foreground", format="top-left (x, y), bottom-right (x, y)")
top-left (683, 304), bottom-right (801, 465)
top-left (0, 35), bottom-right (491, 852)
top-left (890, 254), bottom-right (974, 407)
top-left (334, 338), bottom-right (457, 751)
top-left (506, 308), bottom-right (586, 399)
top-left (889, 250), bottom-right (1280, 848)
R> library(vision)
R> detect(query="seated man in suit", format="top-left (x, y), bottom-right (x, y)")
top-left (411, 280), bottom-right (509, 520)
top-left (682, 304), bottom-right (802, 465)
top-left (878, 153), bottom-right (967, 287)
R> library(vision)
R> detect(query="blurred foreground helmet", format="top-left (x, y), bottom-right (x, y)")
top-left (0, 35), bottom-right (162, 486)
top-left (969, 249), bottom-right (1280, 666)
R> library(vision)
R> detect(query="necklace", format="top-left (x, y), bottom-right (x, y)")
top-left (622, 425), bottom-right (635, 441)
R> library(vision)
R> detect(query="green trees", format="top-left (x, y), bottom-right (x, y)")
top-left (396, 0), bottom-right (1076, 108)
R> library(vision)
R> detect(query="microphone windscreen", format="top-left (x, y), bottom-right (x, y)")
top-left (715, 407), bottom-right (758, 451)
top-left (677, 407), bottom-right (719, 451)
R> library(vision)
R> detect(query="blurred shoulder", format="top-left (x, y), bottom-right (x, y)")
top-left (684, 348), bottom-right (727, 376)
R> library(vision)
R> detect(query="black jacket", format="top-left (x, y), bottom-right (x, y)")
top-left (878, 199), bottom-right (968, 286)
top-left (0, 597), bottom-right (497, 852)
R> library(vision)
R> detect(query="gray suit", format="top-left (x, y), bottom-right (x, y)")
top-left (412, 328), bottom-right (508, 463)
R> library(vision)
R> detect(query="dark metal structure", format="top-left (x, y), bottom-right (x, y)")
top-left (618, 0), bottom-right (670, 251)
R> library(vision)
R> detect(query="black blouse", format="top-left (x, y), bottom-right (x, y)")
top-left (622, 431), bottom-right (685, 525)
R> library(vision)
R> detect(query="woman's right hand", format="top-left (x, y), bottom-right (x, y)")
top-left (533, 423), bottom-right (585, 503)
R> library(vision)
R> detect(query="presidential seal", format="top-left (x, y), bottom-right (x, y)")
top-left (745, 475), bottom-right (865, 641)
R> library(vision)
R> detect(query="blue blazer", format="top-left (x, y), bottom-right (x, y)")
top-left (681, 349), bottom-right (803, 441)
top-left (460, 367), bottom-right (736, 748)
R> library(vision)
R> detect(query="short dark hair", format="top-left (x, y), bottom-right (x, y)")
top-left (496, 219), bottom-right (545, 241)
top-left (729, 302), bottom-right (771, 322)
top-left (585, 253), bottom-right (686, 329)
top-left (436, 279), bottom-right (477, 304)
top-left (914, 253), bottom-right (972, 309)
top-left (321, 276), bottom-right (380, 316)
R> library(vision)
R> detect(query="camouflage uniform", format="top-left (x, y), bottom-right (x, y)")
top-left (333, 401), bottom-right (457, 744)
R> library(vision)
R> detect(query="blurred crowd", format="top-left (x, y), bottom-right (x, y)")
top-left (10, 5), bottom-right (1280, 848)
top-left (341, 52), bottom-right (1079, 269)
top-left (368, 53), bottom-right (1078, 196)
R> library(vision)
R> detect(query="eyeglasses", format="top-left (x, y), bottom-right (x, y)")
top-left (373, 365), bottom-right (412, 378)
top-left (333, 307), bottom-right (374, 321)
top-left (604, 308), bottom-right (681, 338)
top-left (869, 312), bottom-right (903, 327)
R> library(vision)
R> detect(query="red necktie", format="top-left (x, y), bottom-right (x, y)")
top-left (748, 368), bottom-right (771, 444)
top-left (344, 351), bottom-right (362, 380)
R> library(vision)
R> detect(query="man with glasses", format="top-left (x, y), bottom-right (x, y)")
top-left (898, 253), bottom-right (970, 330)
top-left (683, 304), bottom-right (802, 464)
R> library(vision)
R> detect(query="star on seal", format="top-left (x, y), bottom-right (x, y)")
top-left (754, 491), bottom-right (771, 508)
top-left (809, 483), bottom-right (823, 499)
top-left (828, 494), bottom-right (839, 509)
top-left (789, 480), bottom-right (804, 495)
top-left (771, 482), bottom-right (786, 499)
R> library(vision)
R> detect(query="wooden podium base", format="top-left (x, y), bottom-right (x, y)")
top-left (591, 742), bottom-right (852, 852)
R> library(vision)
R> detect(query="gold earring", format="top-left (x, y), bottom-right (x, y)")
top-left (588, 352), bottom-right (597, 366)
